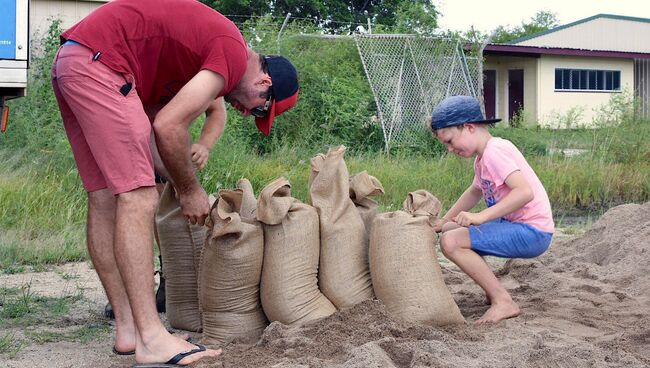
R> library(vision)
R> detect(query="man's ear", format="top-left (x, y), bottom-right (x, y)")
top-left (257, 75), bottom-right (272, 87)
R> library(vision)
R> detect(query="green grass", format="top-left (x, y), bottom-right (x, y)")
top-left (56, 270), bottom-right (80, 280)
top-left (27, 324), bottom-right (111, 344)
top-left (0, 282), bottom-right (84, 329)
top-left (2, 127), bottom-right (650, 269)
top-left (0, 332), bottom-right (24, 357)
top-left (2, 265), bottom-right (26, 274)
top-left (0, 283), bottom-right (107, 357)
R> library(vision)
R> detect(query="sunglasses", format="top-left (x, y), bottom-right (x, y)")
top-left (250, 92), bottom-right (273, 118)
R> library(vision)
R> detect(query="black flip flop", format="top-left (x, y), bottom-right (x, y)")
top-left (113, 346), bottom-right (135, 356)
top-left (131, 344), bottom-right (207, 367)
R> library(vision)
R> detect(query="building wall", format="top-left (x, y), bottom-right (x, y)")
top-left (516, 17), bottom-right (650, 53)
top-left (537, 55), bottom-right (634, 128)
top-left (484, 56), bottom-right (539, 126)
top-left (635, 59), bottom-right (650, 119)
top-left (30, 0), bottom-right (108, 43)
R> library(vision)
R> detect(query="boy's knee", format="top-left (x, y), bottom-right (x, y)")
top-left (439, 232), bottom-right (458, 256)
top-left (439, 228), bottom-right (471, 257)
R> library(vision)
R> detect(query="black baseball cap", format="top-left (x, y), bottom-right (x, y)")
top-left (255, 55), bottom-right (299, 135)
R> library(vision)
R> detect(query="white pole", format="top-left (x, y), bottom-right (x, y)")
top-left (277, 12), bottom-right (292, 45)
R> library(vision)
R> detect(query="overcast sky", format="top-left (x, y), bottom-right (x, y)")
top-left (435, 0), bottom-right (650, 33)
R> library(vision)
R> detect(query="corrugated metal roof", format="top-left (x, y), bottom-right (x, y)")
top-left (484, 44), bottom-right (650, 59)
top-left (506, 14), bottom-right (650, 45)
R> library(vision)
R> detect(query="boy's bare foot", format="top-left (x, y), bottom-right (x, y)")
top-left (476, 300), bottom-right (520, 324)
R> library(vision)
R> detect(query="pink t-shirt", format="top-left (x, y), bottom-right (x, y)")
top-left (473, 137), bottom-right (555, 233)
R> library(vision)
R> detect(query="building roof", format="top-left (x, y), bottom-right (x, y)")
top-left (483, 44), bottom-right (650, 59)
top-left (506, 14), bottom-right (650, 45)
top-left (486, 13), bottom-right (650, 58)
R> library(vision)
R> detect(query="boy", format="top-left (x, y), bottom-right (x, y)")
top-left (431, 96), bottom-right (554, 324)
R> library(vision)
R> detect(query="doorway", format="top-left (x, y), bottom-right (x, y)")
top-left (483, 70), bottom-right (496, 119)
top-left (508, 69), bottom-right (524, 122)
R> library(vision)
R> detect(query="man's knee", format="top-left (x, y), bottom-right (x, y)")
top-left (116, 186), bottom-right (159, 213)
top-left (88, 189), bottom-right (117, 213)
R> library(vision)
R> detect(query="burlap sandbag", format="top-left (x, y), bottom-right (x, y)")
top-left (236, 178), bottom-right (257, 220)
top-left (369, 190), bottom-right (465, 326)
top-left (155, 183), bottom-right (210, 332)
top-left (349, 171), bottom-right (385, 232)
top-left (257, 177), bottom-right (336, 324)
top-left (309, 146), bottom-right (374, 309)
top-left (199, 184), bottom-right (267, 346)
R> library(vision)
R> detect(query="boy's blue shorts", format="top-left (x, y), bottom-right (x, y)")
top-left (468, 219), bottom-right (553, 258)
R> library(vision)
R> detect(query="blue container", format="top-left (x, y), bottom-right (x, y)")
top-left (0, 0), bottom-right (18, 60)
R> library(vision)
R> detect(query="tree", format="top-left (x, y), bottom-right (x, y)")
top-left (490, 10), bottom-right (559, 43)
top-left (385, 1), bottom-right (439, 35)
top-left (200, 0), bottom-right (439, 34)
top-left (200, 0), bottom-right (272, 18)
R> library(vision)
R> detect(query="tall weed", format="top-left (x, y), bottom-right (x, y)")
top-left (1, 18), bottom-right (650, 268)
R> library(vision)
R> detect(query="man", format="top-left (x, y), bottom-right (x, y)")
top-left (51, 0), bottom-right (299, 365)
top-left (103, 99), bottom-right (225, 319)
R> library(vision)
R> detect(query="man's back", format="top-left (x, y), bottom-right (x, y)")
top-left (62, 0), bottom-right (247, 105)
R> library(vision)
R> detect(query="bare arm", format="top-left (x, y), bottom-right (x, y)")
top-left (191, 97), bottom-right (226, 171)
top-left (149, 134), bottom-right (170, 182)
top-left (153, 70), bottom-right (224, 225)
top-left (453, 170), bottom-right (534, 227)
top-left (434, 184), bottom-right (483, 231)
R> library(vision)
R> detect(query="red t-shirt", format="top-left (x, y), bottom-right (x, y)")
top-left (61, 0), bottom-right (247, 106)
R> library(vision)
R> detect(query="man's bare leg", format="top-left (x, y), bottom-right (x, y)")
top-left (439, 227), bottom-right (520, 324)
top-left (87, 189), bottom-right (136, 353)
top-left (114, 186), bottom-right (220, 364)
top-left (154, 182), bottom-right (166, 313)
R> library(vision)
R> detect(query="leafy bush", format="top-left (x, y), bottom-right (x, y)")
top-left (491, 126), bottom-right (548, 156)
top-left (228, 18), bottom-right (386, 155)
top-left (2, 19), bottom-right (68, 166)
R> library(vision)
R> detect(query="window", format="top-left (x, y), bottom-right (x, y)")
top-left (554, 68), bottom-right (621, 92)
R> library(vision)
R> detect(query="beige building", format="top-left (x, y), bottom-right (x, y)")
top-left (31, 0), bottom-right (109, 43)
top-left (482, 14), bottom-right (650, 127)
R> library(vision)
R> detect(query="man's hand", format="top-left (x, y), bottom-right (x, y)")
top-left (453, 211), bottom-right (485, 227)
top-left (179, 187), bottom-right (210, 226)
top-left (191, 143), bottom-right (210, 171)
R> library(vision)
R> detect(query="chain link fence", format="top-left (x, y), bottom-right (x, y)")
top-left (226, 16), bottom-right (486, 151)
top-left (355, 34), bottom-right (482, 151)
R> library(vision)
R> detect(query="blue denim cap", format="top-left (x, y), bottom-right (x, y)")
top-left (431, 96), bottom-right (501, 130)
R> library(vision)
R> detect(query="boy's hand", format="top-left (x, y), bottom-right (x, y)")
top-left (453, 211), bottom-right (485, 227)
top-left (191, 143), bottom-right (210, 171)
top-left (433, 218), bottom-right (451, 233)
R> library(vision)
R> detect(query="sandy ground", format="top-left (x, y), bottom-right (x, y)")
top-left (2, 202), bottom-right (650, 367)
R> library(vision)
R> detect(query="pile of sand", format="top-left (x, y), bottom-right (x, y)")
top-left (198, 202), bottom-right (650, 367)
top-left (4, 203), bottom-right (648, 367)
